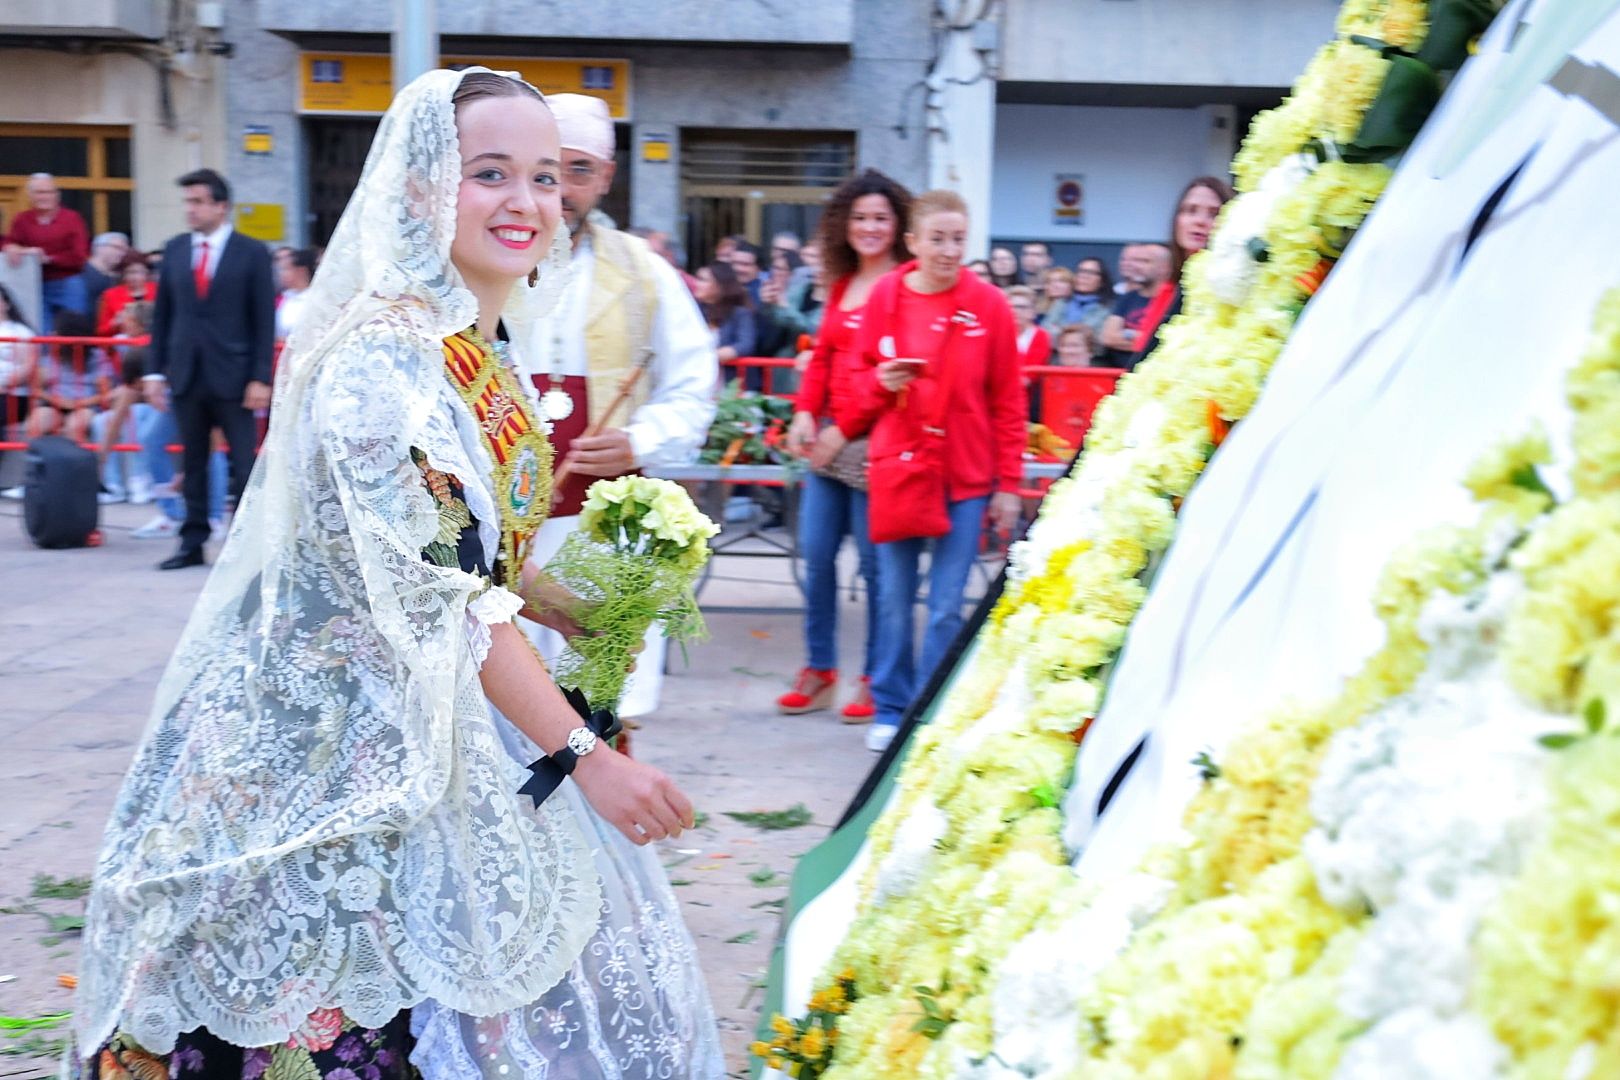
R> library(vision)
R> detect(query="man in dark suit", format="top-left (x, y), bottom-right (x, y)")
top-left (142, 168), bottom-right (276, 569)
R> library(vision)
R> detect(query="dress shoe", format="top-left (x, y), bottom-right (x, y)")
top-left (159, 548), bottom-right (206, 570)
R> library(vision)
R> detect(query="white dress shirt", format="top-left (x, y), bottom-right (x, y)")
top-left (192, 222), bottom-right (233, 285)
top-left (523, 233), bottom-right (717, 468)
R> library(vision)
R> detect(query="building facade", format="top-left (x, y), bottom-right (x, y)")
top-left (1, 0), bottom-right (1342, 267)
top-left (215, 0), bottom-right (934, 260)
top-left (0, 0), bottom-right (228, 249)
top-left (988, 0), bottom-right (1341, 269)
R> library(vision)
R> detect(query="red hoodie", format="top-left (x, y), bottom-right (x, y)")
top-left (835, 262), bottom-right (1027, 501)
top-left (794, 275), bottom-right (865, 421)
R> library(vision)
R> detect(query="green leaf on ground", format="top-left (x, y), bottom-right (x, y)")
top-left (43, 914), bottom-right (84, 934)
top-left (669, 878), bottom-right (695, 887)
top-left (692, 811), bottom-right (710, 830)
top-left (31, 874), bottom-right (91, 900)
top-left (725, 930), bottom-right (759, 945)
top-left (751, 897), bottom-right (785, 910)
top-left (724, 804), bottom-right (813, 831)
top-left (748, 867), bottom-right (780, 887)
top-left (0, 1013), bottom-right (70, 1031)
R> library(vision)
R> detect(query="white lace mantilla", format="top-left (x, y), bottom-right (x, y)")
top-left (75, 68), bottom-right (596, 1056)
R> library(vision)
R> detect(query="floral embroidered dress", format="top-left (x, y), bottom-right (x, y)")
top-left (72, 68), bottom-right (721, 1080)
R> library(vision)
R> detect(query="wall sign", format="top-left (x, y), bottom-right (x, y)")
top-left (1053, 173), bottom-right (1085, 226)
top-left (299, 53), bottom-right (632, 119)
top-left (641, 130), bottom-right (672, 163)
top-left (243, 124), bottom-right (273, 155)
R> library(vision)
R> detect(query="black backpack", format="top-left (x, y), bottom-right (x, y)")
top-left (22, 435), bottom-right (99, 549)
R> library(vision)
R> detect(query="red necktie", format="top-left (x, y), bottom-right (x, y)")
top-left (194, 240), bottom-right (210, 300)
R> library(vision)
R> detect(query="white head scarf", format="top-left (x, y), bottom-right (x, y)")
top-left (75, 68), bottom-right (600, 1057)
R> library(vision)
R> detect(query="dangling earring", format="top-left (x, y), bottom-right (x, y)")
top-left (528, 267), bottom-right (539, 288)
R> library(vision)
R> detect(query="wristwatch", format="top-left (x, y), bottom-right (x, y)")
top-left (551, 726), bottom-right (600, 775)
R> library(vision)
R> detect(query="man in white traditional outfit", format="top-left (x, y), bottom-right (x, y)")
top-left (521, 93), bottom-right (718, 718)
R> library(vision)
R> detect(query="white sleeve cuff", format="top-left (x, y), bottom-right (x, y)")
top-left (469, 584), bottom-right (525, 625)
top-left (141, 373), bottom-right (167, 382)
top-left (465, 584), bottom-right (526, 669)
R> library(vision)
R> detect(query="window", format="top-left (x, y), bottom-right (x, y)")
top-left (0, 124), bottom-right (135, 238)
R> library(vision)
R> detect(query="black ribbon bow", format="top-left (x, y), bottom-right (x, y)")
top-left (518, 686), bottom-right (622, 809)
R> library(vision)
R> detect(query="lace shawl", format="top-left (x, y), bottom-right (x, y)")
top-left (75, 68), bottom-right (593, 1055)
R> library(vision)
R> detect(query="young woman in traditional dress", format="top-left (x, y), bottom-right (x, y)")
top-left (73, 68), bottom-right (722, 1080)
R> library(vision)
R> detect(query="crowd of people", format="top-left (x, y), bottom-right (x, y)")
top-left (0, 171), bottom-right (324, 549)
top-left (2, 148), bottom-right (1232, 754)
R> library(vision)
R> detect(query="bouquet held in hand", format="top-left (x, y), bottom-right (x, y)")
top-left (544, 476), bottom-right (719, 708)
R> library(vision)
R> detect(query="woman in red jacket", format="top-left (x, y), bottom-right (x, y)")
top-left (96, 253), bottom-right (157, 337)
top-left (778, 170), bottom-right (913, 721)
top-left (838, 189), bottom-right (1027, 752)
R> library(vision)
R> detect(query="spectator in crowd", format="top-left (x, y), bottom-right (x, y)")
top-left (1037, 266), bottom-right (1074, 331)
top-left (754, 247), bottom-right (805, 358)
top-left (1008, 283), bottom-right (1052, 423)
top-left (988, 245), bottom-right (1021, 287)
top-left (729, 240), bottom-right (765, 304)
top-left (781, 168), bottom-right (912, 723)
top-left (1007, 284), bottom-right (1052, 367)
top-left (1020, 242), bottom-right (1052, 295)
top-left (93, 329), bottom-right (156, 505)
top-left (275, 247), bottom-right (317, 341)
top-left (97, 253), bottom-right (158, 336)
top-left (80, 231), bottom-right (131, 315)
top-left (966, 258), bottom-right (992, 284)
top-left (0, 283), bottom-right (35, 446)
top-left (143, 167), bottom-right (276, 570)
top-left (798, 239), bottom-right (822, 289)
top-left (1112, 243), bottom-right (1140, 295)
top-left (762, 245), bottom-right (825, 349)
top-left (1065, 256), bottom-right (1115, 358)
top-left (840, 189), bottom-right (1026, 752)
top-left (1053, 323), bottom-right (1095, 367)
top-left (714, 234), bottom-right (742, 264)
top-left (771, 230), bottom-right (802, 258)
top-left (2, 173), bottom-right (91, 329)
top-left (694, 259), bottom-right (757, 364)
top-left (1099, 242), bottom-right (1170, 367)
top-left (24, 310), bottom-right (110, 444)
top-left (1132, 175), bottom-right (1234, 362)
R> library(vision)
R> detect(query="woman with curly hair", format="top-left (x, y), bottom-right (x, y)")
top-left (779, 168), bottom-right (912, 722)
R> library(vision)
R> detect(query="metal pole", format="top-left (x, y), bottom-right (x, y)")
top-left (393, 0), bottom-right (438, 94)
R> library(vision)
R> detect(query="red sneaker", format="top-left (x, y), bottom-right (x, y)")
top-left (777, 668), bottom-right (837, 714)
top-left (841, 676), bottom-right (875, 724)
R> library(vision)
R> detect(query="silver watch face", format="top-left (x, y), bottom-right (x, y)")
top-left (566, 727), bottom-right (599, 757)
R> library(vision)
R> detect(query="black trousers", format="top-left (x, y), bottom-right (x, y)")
top-left (171, 390), bottom-right (259, 553)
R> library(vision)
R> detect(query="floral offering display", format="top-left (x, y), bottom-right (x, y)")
top-left (543, 475), bottom-right (718, 708)
top-left (758, 0), bottom-right (1508, 1075)
top-left (699, 378), bottom-right (798, 466)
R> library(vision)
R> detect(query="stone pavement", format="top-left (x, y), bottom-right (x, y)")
top-left (0, 495), bottom-right (887, 1079)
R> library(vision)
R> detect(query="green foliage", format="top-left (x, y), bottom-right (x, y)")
top-left (724, 803), bottom-right (813, 830)
top-left (697, 379), bottom-right (796, 466)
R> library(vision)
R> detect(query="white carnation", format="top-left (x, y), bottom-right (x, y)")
top-left (873, 802), bottom-right (949, 904)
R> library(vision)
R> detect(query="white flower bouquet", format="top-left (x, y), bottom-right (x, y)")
top-left (544, 476), bottom-right (719, 708)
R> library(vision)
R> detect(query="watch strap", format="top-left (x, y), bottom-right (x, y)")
top-left (517, 687), bottom-right (624, 809)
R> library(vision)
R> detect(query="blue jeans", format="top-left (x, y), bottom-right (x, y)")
top-left (93, 401), bottom-right (155, 493)
top-left (798, 471), bottom-right (880, 674)
top-left (143, 406), bottom-right (227, 521)
top-left (41, 276), bottom-right (89, 331)
top-left (870, 495), bottom-right (988, 728)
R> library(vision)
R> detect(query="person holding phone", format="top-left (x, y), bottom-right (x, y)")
top-left (778, 170), bottom-right (912, 722)
top-left (837, 189), bottom-right (1027, 752)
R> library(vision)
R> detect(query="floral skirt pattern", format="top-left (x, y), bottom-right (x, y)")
top-left (88, 1012), bottom-right (417, 1080)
